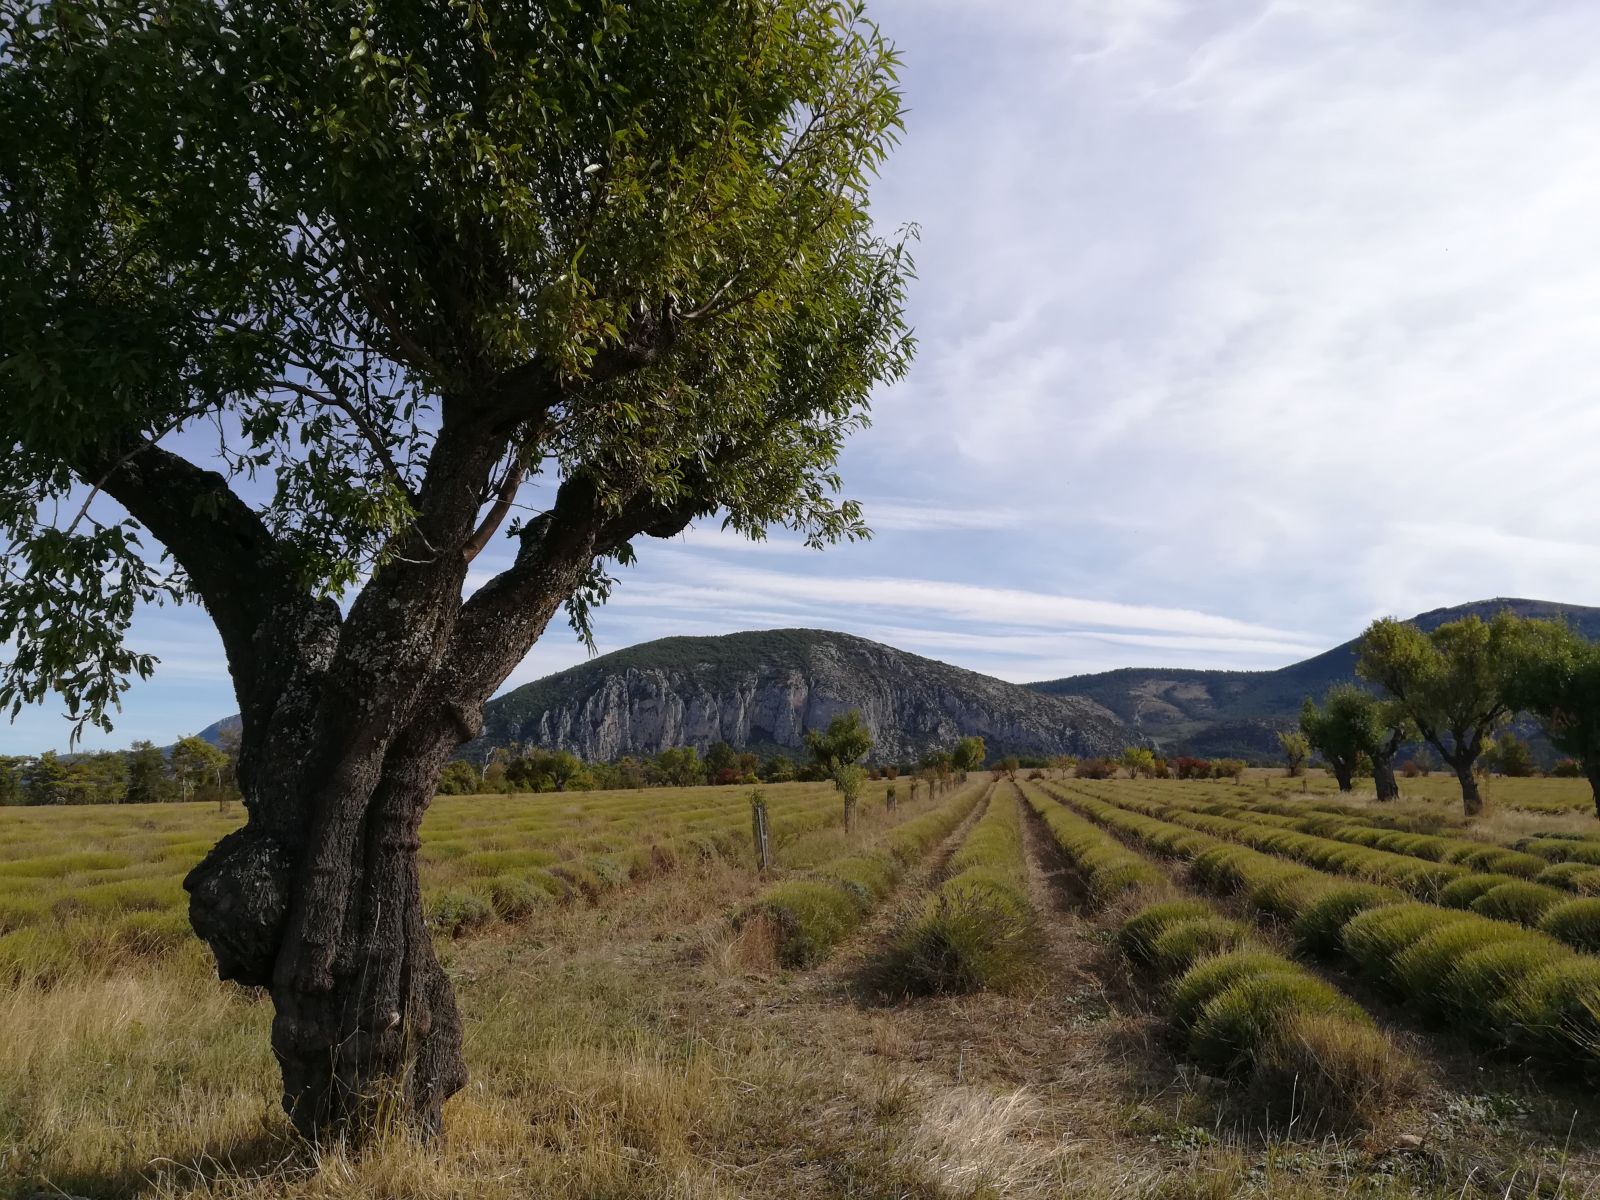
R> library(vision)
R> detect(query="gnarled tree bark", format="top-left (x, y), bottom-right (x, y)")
top-left (86, 400), bottom-right (706, 1142)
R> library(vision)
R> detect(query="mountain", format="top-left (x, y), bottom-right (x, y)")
top-left (475, 628), bottom-right (1127, 763)
top-left (1027, 598), bottom-right (1600, 759)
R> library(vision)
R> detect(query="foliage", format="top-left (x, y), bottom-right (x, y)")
top-left (1505, 619), bottom-right (1600, 794)
top-left (651, 747), bottom-right (705, 789)
top-left (1299, 685), bottom-right (1410, 791)
top-left (1074, 758), bottom-right (1118, 780)
top-left (1276, 731), bottom-right (1310, 776)
top-left (950, 735), bottom-right (986, 774)
top-left (1120, 746), bottom-right (1157, 778)
top-left (170, 736), bottom-right (229, 803)
top-left (1357, 614), bottom-right (1528, 807)
top-left (805, 711), bottom-right (874, 776)
top-left (830, 763), bottom-right (868, 804)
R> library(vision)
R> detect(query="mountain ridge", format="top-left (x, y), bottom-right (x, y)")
top-left (1026, 597), bottom-right (1600, 758)
top-left (473, 627), bottom-right (1127, 762)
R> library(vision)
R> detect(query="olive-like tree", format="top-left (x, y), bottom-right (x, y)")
top-left (951, 735), bottom-right (986, 777)
top-left (1276, 730), bottom-right (1310, 778)
top-left (0, 0), bottom-right (911, 1143)
top-left (1356, 615), bottom-right (1522, 814)
top-left (1505, 619), bottom-right (1600, 817)
top-left (1299, 684), bottom-right (1411, 800)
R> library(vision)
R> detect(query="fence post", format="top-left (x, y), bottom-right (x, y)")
top-left (750, 790), bottom-right (770, 873)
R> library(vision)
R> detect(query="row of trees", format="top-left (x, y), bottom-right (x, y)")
top-left (1297, 612), bottom-right (1600, 816)
top-left (0, 735), bottom-right (236, 806)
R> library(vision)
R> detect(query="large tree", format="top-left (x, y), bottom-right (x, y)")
top-left (1505, 619), bottom-right (1600, 817)
top-left (0, 0), bottom-right (912, 1143)
top-left (1356, 615), bottom-right (1522, 815)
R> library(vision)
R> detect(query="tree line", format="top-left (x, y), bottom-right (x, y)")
top-left (437, 719), bottom-right (999, 799)
top-left (1295, 612), bottom-right (1600, 816)
top-left (1, 733), bottom-right (237, 807)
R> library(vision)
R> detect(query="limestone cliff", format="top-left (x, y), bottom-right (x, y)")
top-left (478, 628), bottom-right (1127, 762)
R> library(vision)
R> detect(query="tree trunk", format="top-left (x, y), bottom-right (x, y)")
top-left (1454, 761), bottom-right (1484, 817)
top-left (187, 734), bottom-right (466, 1142)
top-left (1331, 762), bottom-right (1354, 792)
top-left (1587, 764), bottom-right (1600, 820)
top-left (1373, 757), bottom-right (1399, 802)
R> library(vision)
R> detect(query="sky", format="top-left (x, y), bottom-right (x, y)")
top-left (12, 0), bottom-right (1600, 752)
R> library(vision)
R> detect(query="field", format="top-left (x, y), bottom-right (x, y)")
top-left (10, 776), bottom-right (1600, 1198)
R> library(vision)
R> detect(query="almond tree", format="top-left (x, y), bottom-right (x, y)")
top-left (0, 0), bottom-right (912, 1143)
top-left (1357, 615), bottom-right (1522, 814)
top-left (1505, 619), bottom-right (1600, 817)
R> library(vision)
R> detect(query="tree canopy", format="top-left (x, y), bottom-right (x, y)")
top-left (1356, 614), bottom-right (1524, 813)
top-left (0, 0), bottom-right (913, 1142)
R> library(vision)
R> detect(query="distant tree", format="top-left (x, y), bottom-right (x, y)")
top-left (805, 712), bottom-right (874, 776)
top-left (1075, 758), bottom-right (1118, 780)
top-left (1482, 731), bottom-right (1536, 778)
top-left (1211, 758), bottom-right (1247, 782)
top-left (173, 736), bottom-right (230, 803)
top-left (951, 735), bottom-right (986, 777)
top-left (1552, 758), bottom-right (1585, 779)
top-left (123, 741), bottom-right (173, 804)
top-left (1505, 619), bottom-right (1600, 815)
top-left (0, 757), bottom-right (23, 805)
top-left (1120, 746), bottom-right (1157, 779)
top-left (437, 761), bottom-right (480, 797)
top-left (1172, 756), bottom-right (1211, 781)
top-left (1001, 756), bottom-right (1020, 781)
top-left (762, 755), bottom-right (797, 784)
top-left (1299, 685), bottom-right (1411, 799)
top-left (1358, 614), bottom-right (1527, 814)
top-left (737, 751), bottom-right (761, 779)
top-left (613, 757), bottom-right (647, 791)
top-left (23, 750), bottom-right (69, 805)
top-left (705, 742), bottom-right (739, 782)
top-left (1277, 731), bottom-right (1311, 777)
top-left (653, 747), bottom-right (706, 789)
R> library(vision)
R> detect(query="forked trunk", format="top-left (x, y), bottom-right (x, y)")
top-left (1372, 757), bottom-right (1399, 802)
top-left (187, 737), bottom-right (466, 1141)
top-left (1454, 761), bottom-right (1484, 817)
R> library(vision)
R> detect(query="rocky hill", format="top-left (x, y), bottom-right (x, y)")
top-left (1027, 598), bottom-right (1600, 759)
top-left (476, 628), bottom-right (1127, 763)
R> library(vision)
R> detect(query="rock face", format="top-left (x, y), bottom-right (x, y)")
top-left (479, 628), bottom-right (1127, 762)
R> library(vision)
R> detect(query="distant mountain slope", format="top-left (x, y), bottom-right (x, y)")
top-left (1028, 598), bottom-right (1600, 759)
top-left (477, 628), bottom-right (1127, 762)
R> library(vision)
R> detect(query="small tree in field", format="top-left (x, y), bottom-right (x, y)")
top-left (1121, 746), bottom-right (1157, 779)
top-left (1357, 615), bottom-right (1525, 815)
top-left (1300, 685), bottom-right (1412, 800)
top-left (172, 735), bottom-right (230, 803)
top-left (1277, 730), bottom-right (1310, 777)
top-left (807, 711), bottom-right (874, 827)
top-left (951, 735), bottom-right (986, 778)
top-left (0, 0), bottom-right (911, 1143)
top-left (1506, 619), bottom-right (1600, 816)
top-left (832, 763), bottom-right (868, 831)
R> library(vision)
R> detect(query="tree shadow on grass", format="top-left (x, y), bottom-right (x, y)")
top-left (21, 1126), bottom-right (307, 1200)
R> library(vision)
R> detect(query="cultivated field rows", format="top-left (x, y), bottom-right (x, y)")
top-left (9, 777), bottom-right (1600, 1197)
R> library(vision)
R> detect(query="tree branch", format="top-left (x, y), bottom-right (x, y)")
top-left (461, 461), bottom-right (525, 564)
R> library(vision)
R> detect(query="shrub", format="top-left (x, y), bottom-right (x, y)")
top-left (1437, 873), bottom-right (1520, 909)
top-left (1251, 1009), bottom-right (1412, 1133)
top-left (1074, 758), bottom-right (1118, 780)
top-left (1172, 757), bottom-right (1212, 781)
top-left (1552, 758), bottom-right (1584, 778)
top-left (1145, 915), bottom-right (1252, 978)
top-left (1188, 970), bottom-right (1366, 1077)
top-left (1167, 950), bottom-right (1293, 1031)
top-left (1536, 861), bottom-right (1600, 893)
top-left (1470, 881), bottom-right (1566, 926)
top-left (426, 887), bottom-right (494, 936)
top-left (755, 880), bottom-right (866, 967)
top-left (1118, 899), bottom-right (1215, 967)
top-left (1290, 883), bottom-right (1399, 956)
top-left (1211, 759), bottom-right (1248, 782)
top-left (1538, 898), bottom-right (1600, 953)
